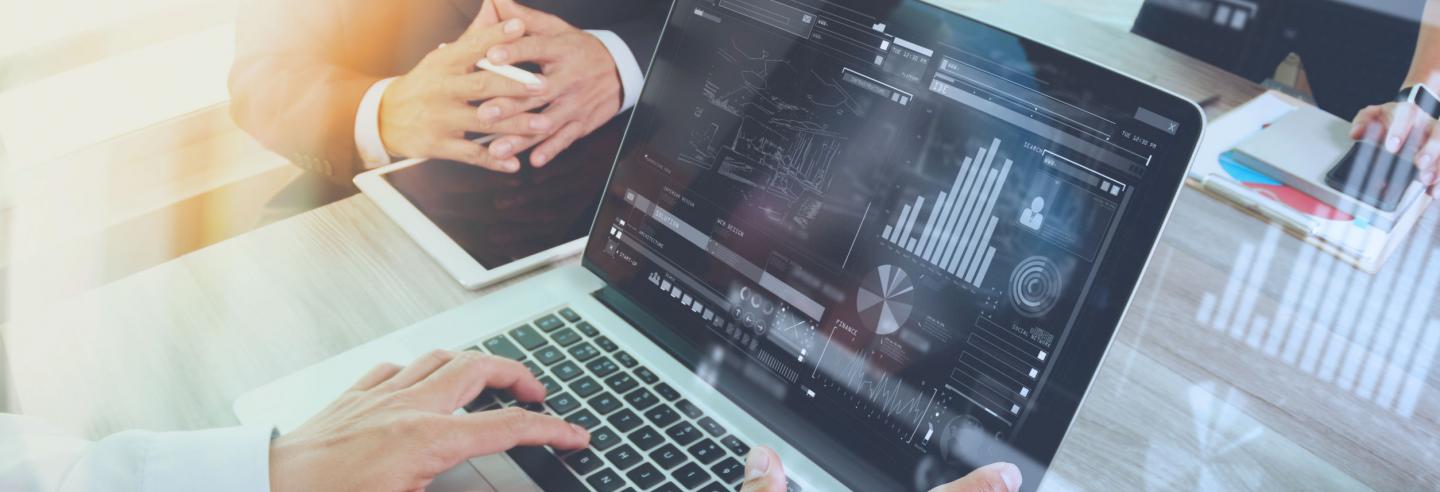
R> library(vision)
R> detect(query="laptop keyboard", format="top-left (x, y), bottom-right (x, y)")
top-left (463, 307), bottom-right (800, 492)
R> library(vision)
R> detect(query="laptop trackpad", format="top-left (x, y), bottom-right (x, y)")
top-left (425, 459), bottom-right (496, 492)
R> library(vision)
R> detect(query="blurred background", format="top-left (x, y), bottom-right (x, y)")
top-left (0, 0), bottom-right (1141, 332)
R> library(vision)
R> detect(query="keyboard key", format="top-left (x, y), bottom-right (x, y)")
top-left (523, 360), bottom-right (543, 376)
top-left (614, 351), bottom-right (638, 367)
top-left (628, 425), bottom-right (665, 451)
top-left (552, 327), bottom-right (582, 347)
top-left (649, 444), bottom-right (686, 469)
top-left (654, 484), bottom-right (682, 492)
top-left (539, 377), bottom-right (561, 395)
top-left (506, 446), bottom-right (588, 491)
top-left (653, 383), bottom-right (681, 402)
top-left (633, 367), bottom-right (659, 384)
top-left (565, 409), bottom-right (601, 430)
top-left (590, 427), bottom-right (622, 451)
top-left (720, 436), bottom-right (750, 457)
top-left (787, 479), bottom-right (803, 492)
top-left (568, 342), bottom-right (601, 362)
top-left (585, 469), bottom-right (626, 492)
top-left (711, 458), bottom-right (744, 484)
top-left (698, 482), bottom-right (728, 492)
top-left (490, 388), bottom-right (516, 404)
top-left (535, 346), bottom-right (565, 366)
top-left (605, 373), bottom-right (639, 394)
top-left (665, 421), bottom-right (702, 446)
top-left (586, 357), bottom-right (620, 378)
top-left (671, 463), bottom-right (711, 488)
top-left (509, 324), bottom-right (547, 350)
top-left (576, 321), bottom-right (599, 337)
top-left (564, 449), bottom-right (604, 475)
top-left (546, 393), bottom-right (581, 415)
top-left (559, 308), bottom-right (583, 322)
top-left (675, 400), bottom-right (704, 419)
top-left (604, 444), bottom-right (643, 470)
top-left (516, 401), bottom-right (545, 413)
top-left (696, 417), bottom-right (726, 437)
top-left (482, 336), bottom-right (526, 361)
top-left (688, 439), bottom-right (723, 464)
top-left (536, 314), bottom-right (565, 332)
top-left (607, 409), bottom-right (643, 433)
top-left (626, 463), bottom-right (666, 490)
top-left (464, 392), bottom-right (497, 413)
top-left (595, 335), bottom-right (620, 352)
top-left (570, 377), bottom-right (603, 398)
top-left (589, 392), bottom-right (624, 414)
top-left (552, 360), bottom-right (584, 381)
top-left (624, 388), bottom-right (659, 411)
top-left (643, 404), bottom-right (681, 428)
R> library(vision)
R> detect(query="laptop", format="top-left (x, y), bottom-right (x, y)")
top-left (234, 0), bottom-right (1205, 490)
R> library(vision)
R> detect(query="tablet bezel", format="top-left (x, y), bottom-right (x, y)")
top-left (354, 156), bottom-right (585, 290)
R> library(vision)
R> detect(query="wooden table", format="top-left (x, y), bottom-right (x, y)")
top-left (5, 2), bottom-right (1437, 490)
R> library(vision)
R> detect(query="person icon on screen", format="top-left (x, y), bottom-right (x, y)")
top-left (1020, 196), bottom-right (1045, 230)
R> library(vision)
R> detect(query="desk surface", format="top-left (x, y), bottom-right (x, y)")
top-left (6, 3), bottom-right (1438, 491)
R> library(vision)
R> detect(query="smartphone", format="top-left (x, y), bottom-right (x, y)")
top-left (1325, 140), bottom-right (1418, 212)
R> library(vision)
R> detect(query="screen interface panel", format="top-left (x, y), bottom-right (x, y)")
top-left (586, 0), bottom-right (1199, 487)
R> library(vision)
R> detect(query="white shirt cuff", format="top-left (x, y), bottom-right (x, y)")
top-left (585, 30), bottom-right (645, 113)
top-left (355, 77), bottom-right (398, 169)
top-left (143, 425), bottom-right (275, 492)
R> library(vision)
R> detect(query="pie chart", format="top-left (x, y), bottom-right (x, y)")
top-left (857, 264), bottom-right (915, 336)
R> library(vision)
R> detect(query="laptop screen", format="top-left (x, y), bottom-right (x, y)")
top-left (585, 0), bottom-right (1202, 488)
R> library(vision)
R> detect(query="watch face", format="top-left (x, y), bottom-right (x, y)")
top-left (1414, 85), bottom-right (1440, 118)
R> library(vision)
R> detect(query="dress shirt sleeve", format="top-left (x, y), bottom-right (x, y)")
top-left (354, 77), bottom-right (399, 169)
top-left (585, 30), bottom-right (646, 113)
top-left (0, 413), bottom-right (274, 492)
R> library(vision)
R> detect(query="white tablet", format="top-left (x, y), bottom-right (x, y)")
top-left (354, 120), bottom-right (625, 289)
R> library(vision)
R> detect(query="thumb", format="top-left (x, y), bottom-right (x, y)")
top-left (476, 0), bottom-right (500, 25)
top-left (739, 446), bottom-right (787, 492)
top-left (932, 462), bottom-right (1022, 492)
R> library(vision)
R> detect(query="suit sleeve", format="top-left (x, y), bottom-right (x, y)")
top-left (603, 1), bottom-right (672, 74)
top-left (228, 0), bottom-right (385, 186)
top-left (0, 413), bottom-right (273, 492)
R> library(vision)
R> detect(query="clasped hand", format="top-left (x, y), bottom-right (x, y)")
top-left (379, 0), bottom-right (622, 172)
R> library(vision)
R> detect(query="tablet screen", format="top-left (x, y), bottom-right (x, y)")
top-left (381, 117), bottom-right (624, 269)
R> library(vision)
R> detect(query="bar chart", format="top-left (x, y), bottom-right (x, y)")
top-left (882, 138), bottom-right (1013, 287)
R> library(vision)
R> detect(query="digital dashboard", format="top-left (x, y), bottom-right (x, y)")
top-left (585, 0), bottom-right (1203, 488)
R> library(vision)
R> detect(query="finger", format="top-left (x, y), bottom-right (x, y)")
top-left (491, 0), bottom-right (572, 35)
top-left (477, 112), bottom-right (555, 138)
top-left (487, 35), bottom-right (565, 66)
top-left (1384, 103), bottom-right (1430, 153)
top-left (451, 407), bottom-right (591, 456)
top-left (531, 121), bottom-right (586, 167)
top-left (431, 138), bottom-right (522, 172)
top-left (476, 0), bottom-right (500, 26)
top-left (448, 18), bottom-right (527, 67)
top-left (1351, 106), bottom-right (1386, 140)
top-left (487, 134), bottom-right (546, 160)
top-left (379, 350), bottom-right (455, 391)
top-left (449, 71), bottom-right (544, 102)
top-left (413, 351), bottom-right (548, 409)
top-left (740, 446), bottom-right (787, 492)
top-left (350, 362), bottom-right (402, 391)
top-left (476, 96), bottom-right (552, 127)
top-left (931, 462), bottom-right (1022, 492)
top-left (1418, 121), bottom-right (1440, 185)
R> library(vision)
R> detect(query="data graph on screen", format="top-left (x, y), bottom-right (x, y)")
top-left (882, 138), bottom-right (1013, 287)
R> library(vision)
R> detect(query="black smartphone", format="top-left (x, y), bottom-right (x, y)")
top-left (1325, 140), bottom-right (1418, 212)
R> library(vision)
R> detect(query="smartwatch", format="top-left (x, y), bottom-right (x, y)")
top-left (1396, 84), bottom-right (1440, 118)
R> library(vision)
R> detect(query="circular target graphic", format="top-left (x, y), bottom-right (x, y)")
top-left (857, 265), bottom-right (915, 336)
top-left (1009, 256), bottom-right (1061, 317)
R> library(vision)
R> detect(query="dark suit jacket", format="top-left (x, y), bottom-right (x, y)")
top-left (229, 0), bottom-right (669, 186)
